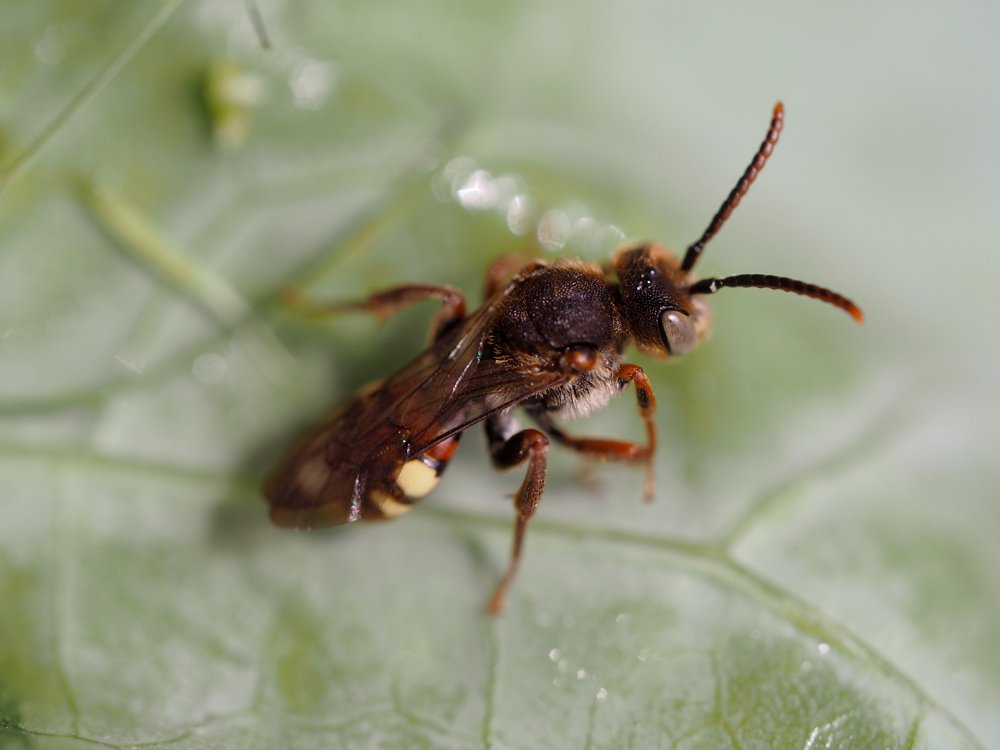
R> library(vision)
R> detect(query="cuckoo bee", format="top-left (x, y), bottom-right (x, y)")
top-left (264, 102), bottom-right (863, 613)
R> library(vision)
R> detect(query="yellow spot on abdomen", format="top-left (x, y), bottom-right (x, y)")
top-left (396, 459), bottom-right (440, 499)
top-left (373, 490), bottom-right (412, 518)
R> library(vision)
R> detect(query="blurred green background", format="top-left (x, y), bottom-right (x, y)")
top-left (1, 1), bottom-right (997, 748)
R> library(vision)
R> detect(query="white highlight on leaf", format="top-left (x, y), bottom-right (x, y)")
top-left (456, 170), bottom-right (498, 210)
top-left (114, 353), bottom-right (145, 375)
top-left (506, 194), bottom-right (534, 235)
top-left (538, 209), bottom-right (571, 250)
top-left (290, 58), bottom-right (338, 110)
top-left (192, 352), bottom-right (227, 384)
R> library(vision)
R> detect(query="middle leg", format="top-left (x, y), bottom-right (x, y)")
top-left (484, 412), bottom-right (549, 615)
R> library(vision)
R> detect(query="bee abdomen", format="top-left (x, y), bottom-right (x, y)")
top-left (376, 433), bottom-right (463, 518)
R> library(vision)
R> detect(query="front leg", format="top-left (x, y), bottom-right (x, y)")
top-left (282, 283), bottom-right (466, 342)
top-left (530, 364), bottom-right (658, 499)
top-left (484, 413), bottom-right (549, 615)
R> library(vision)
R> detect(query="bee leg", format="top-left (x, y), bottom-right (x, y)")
top-left (529, 364), bottom-right (658, 500)
top-left (482, 255), bottom-right (549, 300)
top-left (483, 254), bottom-right (529, 299)
top-left (484, 419), bottom-right (549, 615)
top-left (282, 284), bottom-right (466, 342)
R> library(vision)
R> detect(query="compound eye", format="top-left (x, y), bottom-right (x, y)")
top-left (659, 310), bottom-right (697, 356)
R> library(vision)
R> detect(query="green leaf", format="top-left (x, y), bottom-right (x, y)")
top-left (1, 1), bottom-right (997, 748)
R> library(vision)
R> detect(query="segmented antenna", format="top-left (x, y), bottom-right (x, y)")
top-left (681, 102), bottom-right (784, 273)
top-left (688, 274), bottom-right (864, 322)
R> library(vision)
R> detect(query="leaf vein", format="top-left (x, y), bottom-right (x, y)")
top-left (0, 0), bottom-right (187, 197)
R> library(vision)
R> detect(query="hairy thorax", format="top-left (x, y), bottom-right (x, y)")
top-left (487, 259), bottom-right (626, 421)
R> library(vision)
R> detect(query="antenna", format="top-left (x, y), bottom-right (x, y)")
top-left (681, 102), bottom-right (784, 273)
top-left (688, 273), bottom-right (864, 322)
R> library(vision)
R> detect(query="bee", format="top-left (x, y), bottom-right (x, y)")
top-left (265, 102), bottom-right (863, 613)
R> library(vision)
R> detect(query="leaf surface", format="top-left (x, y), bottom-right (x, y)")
top-left (1, 2), bottom-right (997, 748)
